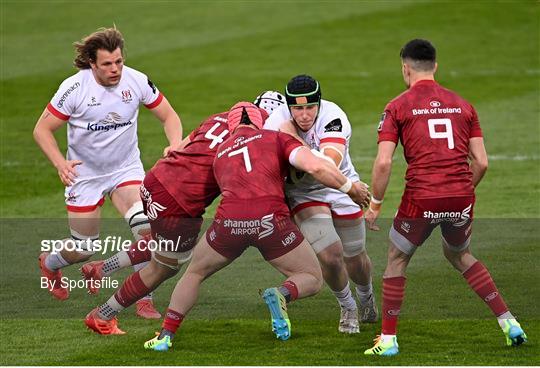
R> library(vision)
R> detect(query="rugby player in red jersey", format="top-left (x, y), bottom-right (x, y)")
top-left (84, 92), bottom-right (284, 335)
top-left (364, 39), bottom-right (527, 356)
top-left (143, 102), bottom-right (370, 351)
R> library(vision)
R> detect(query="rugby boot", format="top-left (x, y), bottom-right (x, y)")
top-left (359, 294), bottom-right (379, 323)
top-left (339, 307), bottom-right (360, 333)
top-left (38, 252), bottom-right (69, 300)
top-left (80, 260), bottom-right (104, 294)
top-left (135, 298), bottom-right (162, 319)
top-left (144, 332), bottom-right (172, 351)
top-left (501, 319), bottom-right (528, 346)
top-left (85, 307), bottom-right (126, 335)
top-left (262, 287), bottom-right (291, 340)
top-left (364, 335), bottom-right (399, 356)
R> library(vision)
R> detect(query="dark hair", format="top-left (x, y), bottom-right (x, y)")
top-left (73, 27), bottom-right (124, 69)
top-left (400, 39), bottom-right (436, 71)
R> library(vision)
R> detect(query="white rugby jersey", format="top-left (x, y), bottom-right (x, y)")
top-left (47, 66), bottom-right (163, 178)
top-left (264, 99), bottom-right (360, 193)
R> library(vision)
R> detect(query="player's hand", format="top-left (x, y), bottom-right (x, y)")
top-left (348, 181), bottom-right (370, 208)
top-left (365, 206), bottom-right (381, 231)
top-left (162, 145), bottom-right (174, 157)
top-left (56, 160), bottom-right (82, 186)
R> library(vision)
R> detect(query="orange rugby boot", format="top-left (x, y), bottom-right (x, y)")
top-left (38, 252), bottom-right (69, 300)
top-left (135, 298), bottom-right (162, 319)
top-left (80, 260), bottom-right (105, 294)
top-left (85, 307), bottom-right (126, 335)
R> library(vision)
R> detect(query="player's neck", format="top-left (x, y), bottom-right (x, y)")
top-left (409, 74), bottom-right (435, 88)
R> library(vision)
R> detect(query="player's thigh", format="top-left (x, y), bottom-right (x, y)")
top-left (184, 235), bottom-right (233, 280)
top-left (390, 195), bottom-right (437, 256)
top-left (333, 215), bottom-right (366, 258)
top-left (294, 205), bottom-right (342, 254)
top-left (268, 239), bottom-right (321, 278)
top-left (110, 184), bottom-right (142, 215)
top-left (68, 206), bottom-right (101, 237)
top-left (440, 197), bottom-right (475, 252)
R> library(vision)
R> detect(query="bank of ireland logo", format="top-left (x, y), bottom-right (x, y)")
top-left (258, 213), bottom-right (275, 240)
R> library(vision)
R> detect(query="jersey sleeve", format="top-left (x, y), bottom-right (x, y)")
top-left (377, 102), bottom-right (399, 143)
top-left (133, 70), bottom-right (163, 109)
top-left (319, 105), bottom-right (350, 146)
top-left (47, 78), bottom-right (80, 120)
top-left (469, 104), bottom-right (483, 138)
top-left (277, 131), bottom-right (303, 160)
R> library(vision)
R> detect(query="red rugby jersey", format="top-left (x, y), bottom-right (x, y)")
top-left (151, 112), bottom-right (230, 217)
top-left (378, 80), bottom-right (483, 198)
top-left (213, 127), bottom-right (302, 201)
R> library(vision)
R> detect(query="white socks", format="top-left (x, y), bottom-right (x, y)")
top-left (45, 252), bottom-right (70, 271)
top-left (333, 281), bottom-right (357, 310)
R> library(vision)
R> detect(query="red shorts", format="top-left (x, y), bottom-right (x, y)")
top-left (140, 171), bottom-right (202, 252)
top-left (206, 196), bottom-right (304, 261)
top-left (391, 193), bottom-right (475, 254)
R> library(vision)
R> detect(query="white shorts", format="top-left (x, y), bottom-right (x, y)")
top-left (65, 164), bottom-right (145, 213)
top-left (288, 186), bottom-right (363, 219)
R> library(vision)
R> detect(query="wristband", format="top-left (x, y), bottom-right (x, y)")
top-left (371, 196), bottom-right (383, 204)
top-left (338, 178), bottom-right (353, 193)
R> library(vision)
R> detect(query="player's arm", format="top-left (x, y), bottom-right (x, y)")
top-left (279, 119), bottom-right (308, 146)
top-left (290, 147), bottom-right (370, 208)
top-left (468, 137), bottom-right (488, 188)
top-left (319, 141), bottom-right (345, 167)
top-left (148, 96), bottom-right (183, 156)
top-left (365, 140), bottom-right (397, 231)
top-left (33, 107), bottom-right (81, 186)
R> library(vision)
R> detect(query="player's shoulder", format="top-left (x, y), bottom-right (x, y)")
top-left (56, 69), bottom-right (88, 89)
top-left (264, 104), bottom-right (290, 130)
top-left (438, 83), bottom-right (474, 108)
top-left (316, 99), bottom-right (350, 132)
top-left (122, 65), bottom-right (146, 79)
top-left (203, 111), bottom-right (229, 126)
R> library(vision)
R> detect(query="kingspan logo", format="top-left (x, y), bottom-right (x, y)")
top-left (423, 204), bottom-right (472, 226)
top-left (87, 112), bottom-right (133, 132)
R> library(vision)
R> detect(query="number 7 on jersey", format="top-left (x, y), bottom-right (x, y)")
top-left (228, 146), bottom-right (252, 172)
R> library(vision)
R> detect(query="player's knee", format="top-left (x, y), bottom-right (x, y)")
top-left (66, 230), bottom-right (99, 260)
top-left (125, 201), bottom-right (151, 241)
top-left (299, 216), bottom-right (341, 254)
top-left (317, 246), bottom-right (345, 272)
top-left (152, 249), bottom-right (192, 272)
top-left (148, 256), bottom-right (178, 279)
top-left (336, 220), bottom-right (366, 257)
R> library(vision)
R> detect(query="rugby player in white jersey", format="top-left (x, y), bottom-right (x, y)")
top-left (33, 27), bottom-right (182, 319)
top-left (264, 75), bottom-right (378, 333)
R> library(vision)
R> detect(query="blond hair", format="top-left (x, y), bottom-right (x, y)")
top-left (73, 27), bottom-right (124, 69)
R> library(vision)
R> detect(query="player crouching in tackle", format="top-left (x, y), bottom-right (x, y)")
top-left (144, 102), bottom-right (371, 351)
top-left (83, 92), bottom-right (286, 335)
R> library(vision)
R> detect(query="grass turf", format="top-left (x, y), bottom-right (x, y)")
top-left (1, 0), bottom-right (539, 365)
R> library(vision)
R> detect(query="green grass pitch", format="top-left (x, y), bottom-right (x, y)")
top-left (1, 0), bottom-right (538, 365)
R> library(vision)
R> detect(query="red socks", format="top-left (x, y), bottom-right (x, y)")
top-left (281, 280), bottom-right (299, 302)
top-left (162, 308), bottom-right (184, 333)
top-left (127, 238), bottom-right (152, 265)
top-left (381, 276), bottom-right (406, 335)
top-left (114, 271), bottom-right (150, 307)
top-left (463, 261), bottom-right (508, 317)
